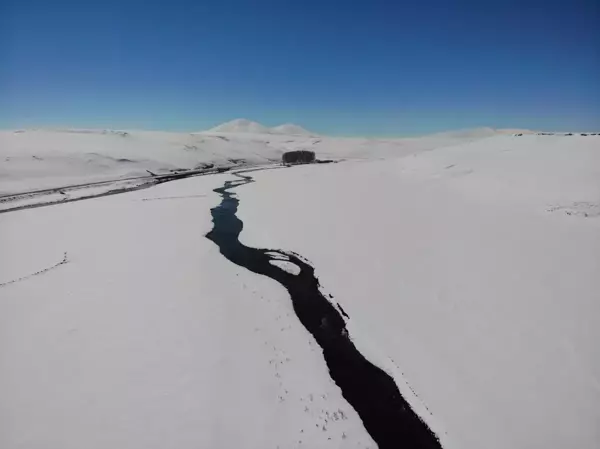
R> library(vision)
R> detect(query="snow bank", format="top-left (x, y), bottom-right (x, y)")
top-left (235, 134), bottom-right (600, 449)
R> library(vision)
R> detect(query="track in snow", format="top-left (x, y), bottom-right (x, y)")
top-left (206, 172), bottom-right (442, 449)
top-left (0, 166), bottom-right (232, 214)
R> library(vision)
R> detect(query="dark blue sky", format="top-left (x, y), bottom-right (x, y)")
top-left (1, 0), bottom-right (598, 135)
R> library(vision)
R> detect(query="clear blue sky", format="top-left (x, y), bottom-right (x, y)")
top-left (1, 0), bottom-right (598, 136)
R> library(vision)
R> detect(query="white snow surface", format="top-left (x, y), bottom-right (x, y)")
top-left (1, 125), bottom-right (529, 195)
top-left (235, 134), bottom-right (600, 449)
top-left (1, 131), bottom-right (599, 449)
top-left (269, 259), bottom-right (302, 275)
top-left (0, 175), bottom-right (375, 449)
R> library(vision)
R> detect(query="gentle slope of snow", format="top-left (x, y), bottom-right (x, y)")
top-left (0, 125), bottom-right (508, 195)
top-left (0, 175), bottom-right (374, 449)
top-left (235, 134), bottom-right (600, 449)
top-left (0, 126), bottom-right (532, 194)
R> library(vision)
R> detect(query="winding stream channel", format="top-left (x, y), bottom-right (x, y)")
top-left (206, 171), bottom-right (442, 449)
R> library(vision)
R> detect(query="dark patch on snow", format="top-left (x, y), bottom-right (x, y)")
top-left (282, 150), bottom-right (316, 164)
top-left (195, 162), bottom-right (215, 170)
top-left (206, 173), bottom-right (442, 449)
top-left (315, 159), bottom-right (337, 164)
top-left (0, 252), bottom-right (68, 288)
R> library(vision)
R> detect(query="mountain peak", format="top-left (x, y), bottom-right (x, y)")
top-left (205, 119), bottom-right (314, 136)
top-left (270, 123), bottom-right (313, 136)
top-left (206, 119), bottom-right (270, 134)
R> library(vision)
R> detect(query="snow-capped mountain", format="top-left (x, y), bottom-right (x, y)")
top-left (205, 119), bottom-right (271, 134)
top-left (204, 119), bottom-right (314, 136)
top-left (270, 123), bottom-right (314, 136)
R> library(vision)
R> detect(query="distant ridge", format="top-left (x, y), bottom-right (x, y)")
top-left (423, 127), bottom-right (537, 139)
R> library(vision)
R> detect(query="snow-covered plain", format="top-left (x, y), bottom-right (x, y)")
top-left (0, 175), bottom-right (376, 449)
top-left (1, 125), bottom-right (599, 449)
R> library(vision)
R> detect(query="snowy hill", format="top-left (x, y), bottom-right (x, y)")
top-left (0, 126), bottom-right (506, 194)
top-left (204, 119), bottom-right (314, 136)
top-left (205, 118), bottom-right (271, 134)
top-left (0, 128), bottom-right (285, 194)
top-left (0, 126), bottom-right (588, 195)
top-left (270, 123), bottom-right (314, 136)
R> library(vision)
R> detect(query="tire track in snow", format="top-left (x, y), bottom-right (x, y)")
top-left (206, 172), bottom-right (442, 449)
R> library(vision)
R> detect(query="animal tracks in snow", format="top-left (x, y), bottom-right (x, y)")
top-left (0, 252), bottom-right (68, 288)
top-left (547, 202), bottom-right (600, 218)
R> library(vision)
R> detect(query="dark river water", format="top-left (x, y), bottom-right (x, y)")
top-left (206, 172), bottom-right (442, 449)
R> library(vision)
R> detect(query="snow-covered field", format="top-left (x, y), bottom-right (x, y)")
top-left (235, 134), bottom-right (600, 449)
top-left (0, 175), bottom-right (376, 449)
top-left (1, 126), bottom-right (599, 449)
